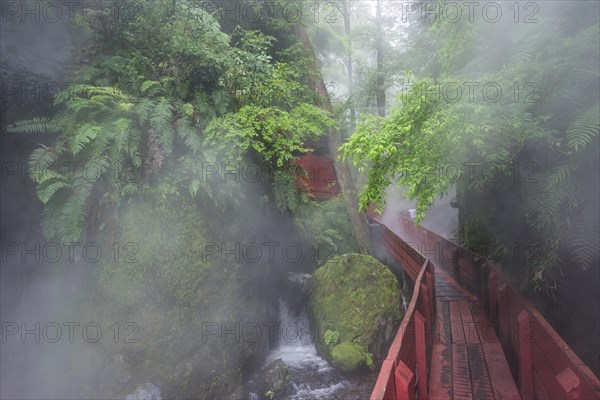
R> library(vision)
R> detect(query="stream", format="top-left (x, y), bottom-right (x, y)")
top-left (246, 300), bottom-right (376, 400)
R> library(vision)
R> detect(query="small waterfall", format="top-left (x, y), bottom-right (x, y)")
top-left (125, 383), bottom-right (161, 400)
top-left (249, 300), bottom-right (350, 399)
top-left (401, 292), bottom-right (409, 310)
top-left (264, 300), bottom-right (331, 372)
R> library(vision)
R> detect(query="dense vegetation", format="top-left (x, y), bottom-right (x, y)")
top-left (7, 0), bottom-right (344, 243)
top-left (341, 2), bottom-right (599, 292)
top-left (3, 0), bottom-right (599, 395)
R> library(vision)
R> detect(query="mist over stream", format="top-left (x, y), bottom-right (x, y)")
top-left (0, 10), bottom-right (377, 396)
top-left (1, 1), bottom-right (599, 399)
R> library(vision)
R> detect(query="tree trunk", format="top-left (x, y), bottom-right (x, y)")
top-left (376, 0), bottom-right (386, 117)
top-left (293, 23), bottom-right (371, 254)
top-left (341, 0), bottom-right (356, 131)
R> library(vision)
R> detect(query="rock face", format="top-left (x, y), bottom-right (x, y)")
top-left (287, 272), bottom-right (315, 295)
top-left (308, 254), bottom-right (404, 373)
top-left (286, 272), bottom-right (316, 312)
top-left (258, 359), bottom-right (293, 400)
top-left (97, 193), bottom-right (276, 399)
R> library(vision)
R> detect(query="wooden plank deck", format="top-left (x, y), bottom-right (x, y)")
top-left (429, 268), bottom-right (521, 400)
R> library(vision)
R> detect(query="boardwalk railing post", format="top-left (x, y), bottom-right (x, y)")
top-left (472, 255), bottom-right (483, 299)
top-left (479, 261), bottom-right (490, 313)
top-left (414, 312), bottom-right (428, 400)
top-left (451, 247), bottom-right (460, 283)
top-left (497, 283), bottom-right (508, 344)
top-left (425, 270), bottom-right (435, 320)
top-left (420, 281), bottom-right (432, 348)
top-left (395, 361), bottom-right (416, 400)
top-left (517, 310), bottom-right (534, 399)
top-left (488, 271), bottom-right (498, 323)
top-left (557, 368), bottom-right (582, 400)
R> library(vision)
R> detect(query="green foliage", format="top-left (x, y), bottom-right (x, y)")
top-left (567, 103), bottom-right (600, 152)
top-left (205, 104), bottom-right (335, 168)
top-left (9, 82), bottom-right (203, 241)
top-left (294, 197), bottom-right (359, 264)
top-left (6, 117), bottom-right (60, 133)
top-left (460, 214), bottom-right (506, 262)
top-left (96, 188), bottom-right (211, 330)
top-left (341, 77), bottom-right (467, 220)
top-left (9, 0), bottom-right (335, 241)
top-left (343, 2), bottom-right (599, 290)
top-left (273, 170), bottom-right (300, 212)
top-left (324, 329), bottom-right (339, 347)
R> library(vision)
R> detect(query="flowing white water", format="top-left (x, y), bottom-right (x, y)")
top-left (125, 383), bottom-right (161, 400)
top-left (252, 300), bottom-right (349, 399)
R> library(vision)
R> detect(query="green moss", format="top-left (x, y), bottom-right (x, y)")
top-left (308, 254), bottom-right (403, 372)
top-left (95, 188), bottom-right (265, 397)
top-left (97, 192), bottom-right (211, 332)
top-left (331, 342), bottom-right (370, 372)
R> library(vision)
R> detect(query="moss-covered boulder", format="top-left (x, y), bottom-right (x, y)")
top-left (308, 254), bottom-right (404, 372)
top-left (330, 342), bottom-right (374, 372)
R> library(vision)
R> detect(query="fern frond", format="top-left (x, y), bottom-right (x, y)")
top-left (548, 163), bottom-right (570, 187)
top-left (57, 193), bottom-right (88, 242)
top-left (176, 118), bottom-right (202, 153)
top-left (8, 117), bottom-right (61, 134)
top-left (29, 148), bottom-right (60, 177)
top-left (89, 125), bottom-right (115, 159)
top-left (567, 103), bottom-right (600, 151)
top-left (273, 170), bottom-right (299, 212)
top-left (212, 89), bottom-right (230, 115)
top-left (140, 80), bottom-right (162, 94)
top-left (70, 123), bottom-right (101, 154)
top-left (150, 98), bottom-right (174, 154)
top-left (37, 181), bottom-right (69, 204)
top-left (135, 98), bottom-right (155, 124)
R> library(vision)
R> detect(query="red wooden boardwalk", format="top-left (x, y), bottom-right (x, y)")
top-left (368, 209), bottom-right (600, 400)
top-left (429, 268), bottom-right (520, 399)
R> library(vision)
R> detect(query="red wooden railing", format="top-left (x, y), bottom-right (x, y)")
top-left (368, 210), bottom-right (600, 400)
top-left (370, 257), bottom-right (435, 400)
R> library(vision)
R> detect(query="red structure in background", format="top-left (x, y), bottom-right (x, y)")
top-left (294, 152), bottom-right (340, 200)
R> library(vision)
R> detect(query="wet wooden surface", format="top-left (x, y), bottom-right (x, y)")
top-left (429, 268), bottom-right (521, 400)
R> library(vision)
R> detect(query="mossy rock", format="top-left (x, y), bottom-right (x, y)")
top-left (331, 342), bottom-right (374, 372)
top-left (96, 190), bottom-right (273, 399)
top-left (308, 254), bottom-right (404, 372)
top-left (259, 359), bottom-right (292, 400)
